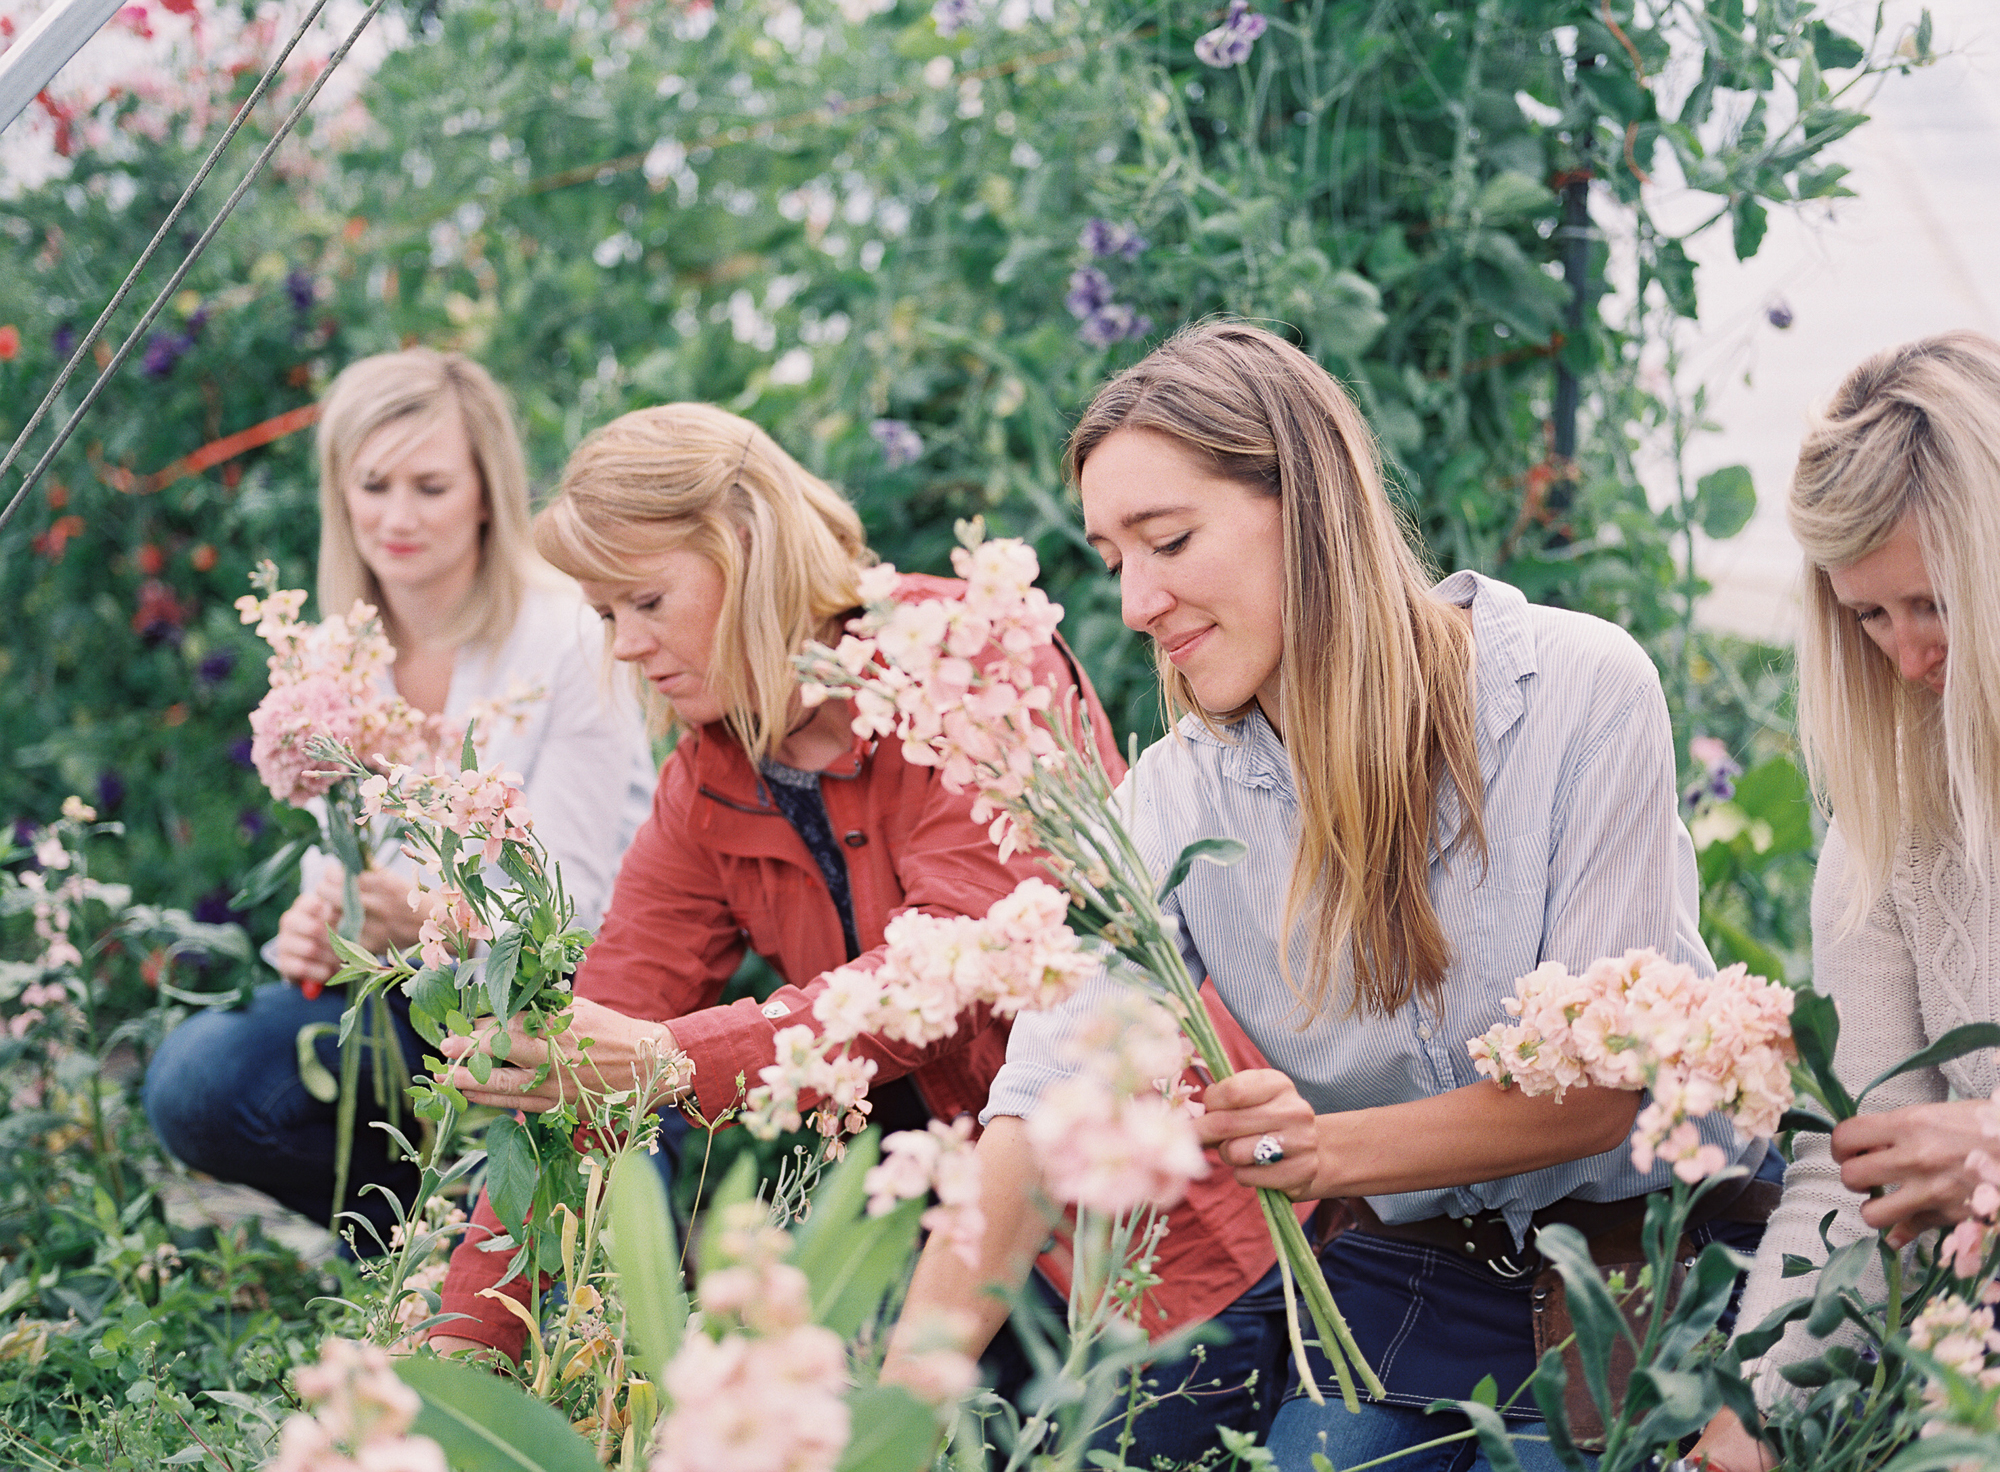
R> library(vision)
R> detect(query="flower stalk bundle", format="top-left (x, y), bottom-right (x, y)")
top-left (795, 520), bottom-right (1381, 1410)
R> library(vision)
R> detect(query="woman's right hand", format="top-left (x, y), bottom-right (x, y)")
top-left (426, 1333), bottom-right (490, 1359)
top-left (1689, 1408), bottom-right (1775, 1472)
top-left (273, 889), bottom-right (342, 997)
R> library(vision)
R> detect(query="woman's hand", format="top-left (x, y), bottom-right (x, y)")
top-left (312, 863), bottom-right (436, 955)
top-left (273, 889), bottom-right (342, 994)
top-left (1833, 1099), bottom-right (1996, 1246)
top-left (1194, 1068), bottom-right (1324, 1200)
top-left (436, 996), bottom-right (686, 1115)
top-left (1689, 1408), bottom-right (1775, 1472)
top-left (426, 1333), bottom-right (495, 1360)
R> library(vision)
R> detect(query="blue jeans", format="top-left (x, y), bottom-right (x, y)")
top-left (144, 982), bottom-right (431, 1248)
top-left (1268, 1400), bottom-right (1579, 1472)
top-left (982, 1260), bottom-right (1295, 1467)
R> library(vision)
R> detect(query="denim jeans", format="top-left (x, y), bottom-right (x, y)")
top-left (144, 982), bottom-right (431, 1249)
top-left (981, 1260), bottom-right (1296, 1468)
top-left (1268, 1400), bottom-right (1582, 1472)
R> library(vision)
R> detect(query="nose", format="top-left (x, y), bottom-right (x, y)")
top-left (606, 608), bottom-right (655, 664)
top-left (1896, 627), bottom-right (1944, 684)
top-left (1119, 562), bottom-right (1174, 634)
top-left (380, 484), bottom-right (422, 530)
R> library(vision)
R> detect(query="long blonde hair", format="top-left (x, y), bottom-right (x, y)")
top-left (1068, 321), bottom-right (1485, 1020)
top-left (1790, 330), bottom-right (2000, 909)
top-left (534, 403), bottom-right (873, 763)
top-left (315, 348), bottom-right (534, 650)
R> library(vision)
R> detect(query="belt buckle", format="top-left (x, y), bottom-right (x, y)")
top-left (1484, 1251), bottom-right (1535, 1281)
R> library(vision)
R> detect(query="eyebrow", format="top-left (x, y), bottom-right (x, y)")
top-left (1083, 503), bottom-right (1199, 546)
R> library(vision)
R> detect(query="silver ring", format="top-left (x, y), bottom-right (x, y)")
top-left (1251, 1133), bottom-right (1286, 1166)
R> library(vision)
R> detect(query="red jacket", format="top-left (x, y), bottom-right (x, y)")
top-left (438, 575), bottom-right (1278, 1356)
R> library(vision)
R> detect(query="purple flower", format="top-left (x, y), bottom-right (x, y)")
top-left (285, 268), bottom-right (315, 315)
top-left (193, 886), bottom-right (246, 928)
top-left (1195, 0), bottom-right (1268, 67)
top-left (238, 808), bottom-right (269, 842)
top-left (229, 737), bottom-right (256, 770)
top-left (869, 419), bottom-right (925, 471)
top-left (1079, 303), bottom-right (1153, 349)
top-left (53, 323), bottom-right (77, 359)
top-left (96, 770), bottom-right (126, 813)
top-left (141, 331), bottom-right (192, 379)
top-left (11, 818), bottom-right (37, 852)
top-left (188, 304), bottom-right (209, 339)
top-left (932, 0), bottom-right (979, 37)
top-left (1065, 266), bottom-right (1113, 319)
top-left (1079, 219), bottom-right (1147, 261)
top-left (196, 648), bottom-right (237, 689)
top-left (1766, 298), bottom-right (1794, 330)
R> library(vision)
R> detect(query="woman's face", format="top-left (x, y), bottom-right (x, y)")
top-left (1826, 516), bottom-right (1947, 695)
top-left (1080, 427), bottom-right (1287, 723)
top-left (344, 411), bottom-right (488, 607)
top-left (580, 546), bottom-right (731, 728)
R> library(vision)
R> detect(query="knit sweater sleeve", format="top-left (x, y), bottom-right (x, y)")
top-left (1733, 822), bottom-right (1944, 1401)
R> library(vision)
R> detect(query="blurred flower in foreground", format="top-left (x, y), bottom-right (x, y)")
top-left (1682, 733), bottom-right (1743, 814)
top-left (267, 1338), bottom-right (445, 1472)
top-left (1195, 0), bottom-right (1269, 67)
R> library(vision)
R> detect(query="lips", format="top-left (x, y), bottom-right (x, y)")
top-left (1159, 625), bottom-right (1213, 664)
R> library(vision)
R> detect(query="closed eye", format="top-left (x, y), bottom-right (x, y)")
top-left (1156, 531), bottom-right (1192, 557)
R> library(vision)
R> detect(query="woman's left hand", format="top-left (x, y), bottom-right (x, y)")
top-left (1832, 1098), bottom-right (1996, 1246)
top-left (1195, 1068), bottom-right (1325, 1200)
top-left (435, 996), bottom-right (686, 1115)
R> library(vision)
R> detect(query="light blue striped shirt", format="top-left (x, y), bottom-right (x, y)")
top-left (989, 571), bottom-right (1754, 1243)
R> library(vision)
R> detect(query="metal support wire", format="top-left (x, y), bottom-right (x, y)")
top-left (0, 0), bottom-right (388, 538)
top-left (0, 0), bottom-right (127, 136)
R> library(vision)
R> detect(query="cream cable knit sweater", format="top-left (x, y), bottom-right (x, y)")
top-left (1733, 820), bottom-right (2000, 1398)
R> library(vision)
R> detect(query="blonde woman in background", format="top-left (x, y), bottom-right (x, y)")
top-left (1695, 333), bottom-right (2000, 1470)
top-left (144, 349), bottom-right (655, 1247)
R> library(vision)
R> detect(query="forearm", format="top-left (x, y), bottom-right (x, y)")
top-left (883, 1117), bottom-right (1056, 1373)
top-left (1310, 1079), bottom-right (1640, 1200)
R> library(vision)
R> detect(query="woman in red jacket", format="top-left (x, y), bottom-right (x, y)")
top-left (428, 403), bottom-right (1284, 1463)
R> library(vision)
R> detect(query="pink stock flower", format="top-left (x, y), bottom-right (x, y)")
top-left (416, 888), bottom-right (493, 971)
top-left (269, 1338), bottom-right (446, 1472)
top-left (1471, 949), bottom-right (1796, 1183)
top-left (652, 1327), bottom-right (850, 1472)
top-left (864, 1118), bottom-right (985, 1266)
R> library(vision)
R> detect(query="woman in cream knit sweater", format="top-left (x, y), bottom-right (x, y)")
top-left (1695, 331), bottom-right (2000, 1470)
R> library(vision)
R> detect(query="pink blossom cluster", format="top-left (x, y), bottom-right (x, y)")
top-left (864, 1117), bottom-right (985, 1266)
top-left (745, 878), bottom-right (1092, 1140)
top-left (1025, 990), bottom-right (1210, 1215)
top-left (238, 588), bottom-right (435, 808)
top-left (6, 980), bottom-right (69, 1041)
top-left (1906, 1295), bottom-right (2000, 1442)
top-left (267, 1338), bottom-right (446, 1472)
top-left (800, 535), bottom-right (1066, 859)
top-left (651, 1206), bottom-right (850, 1472)
top-left (1467, 949), bottom-right (1798, 1183)
top-left (1940, 1088), bottom-right (2000, 1283)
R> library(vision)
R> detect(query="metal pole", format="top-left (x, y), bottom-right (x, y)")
top-left (0, 0), bottom-right (126, 137)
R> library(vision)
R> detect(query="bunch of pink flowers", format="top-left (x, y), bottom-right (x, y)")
top-left (800, 529), bottom-right (1067, 858)
top-left (267, 1338), bottom-right (446, 1472)
top-left (650, 1206), bottom-right (851, 1472)
top-left (1940, 1087), bottom-right (2000, 1282)
top-left (1905, 1293), bottom-right (2000, 1446)
top-left (744, 876), bottom-right (1094, 1140)
top-left (238, 582), bottom-right (433, 808)
top-left (864, 1117), bottom-right (984, 1266)
top-left (1469, 948), bottom-right (1797, 1183)
top-left (1024, 989), bottom-right (1211, 1215)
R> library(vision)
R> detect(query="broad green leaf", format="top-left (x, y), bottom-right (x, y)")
top-left (1857, 1023), bottom-right (2000, 1103)
top-left (1788, 988), bottom-right (1854, 1120)
top-left (1728, 757), bottom-right (1813, 854)
top-left (1525, 1349), bottom-right (1595, 1472)
top-left (836, 1385), bottom-right (938, 1472)
top-left (1778, 1108), bottom-right (1837, 1135)
top-left (1655, 1242), bottom-right (1749, 1363)
top-left (398, 1355), bottom-right (601, 1472)
top-left (1625, 1366), bottom-right (1716, 1446)
top-left (1474, 171), bottom-right (1556, 221)
top-left (1806, 1236), bottom-right (1874, 1337)
top-left (484, 927), bottom-right (525, 1020)
top-left (608, 1152), bottom-right (688, 1385)
top-left (1532, 1225), bottom-right (1630, 1419)
top-left (229, 836), bottom-right (311, 912)
top-left (1696, 464), bottom-right (1756, 539)
top-left (1808, 20), bottom-right (1866, 70)
top-left (1456, 1402), bottom-right (1525, 1472)
top-left (1731, 195), bottom-right (1768, 260)
top-left (1157, 837), bottom-right (1248, 902)
top-left (798, 1196), bottom-right (925, 1339)
top-left (1704, 912), bottom-right (1788, 984)
top-left (485, 1113), bottom-right (539, 1238)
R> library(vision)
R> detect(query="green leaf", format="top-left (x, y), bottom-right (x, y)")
top-left (1474, 170), bottom-right (1556, 221)
top-left (1695, 464), bottom-right (1757, 539)
top-left (1788, 987), bottom-right (1855, 1120)
top-left (1157, 837), bottom-right (1248, 902)
top-left (484, 926), bottom-right (525, 1021)
top-left (1806, 1236), bottom-right (1873, 1337)
top-left (1532, 1225), bottom-right (1630, 1418)
top-left (1809, 21), bottom-right (1866, 70)
top-left (1857, 1023), bottom-right (2000, 1103)
top-left (835, 1385), bottom-right (938, 1472)
top-left (608, 1152), bottom-right (688, 1385)
top-left (485, 1113), bottom-right (539, 1238)
top-left (1731, 195), bottom-right (1768, 260)
top-left (1456, 1401), bottom-right (1526, 1472)
top-left (229, 836), bottom-right (309, 911)
top-left (1525, 1349), bottom-right (1595, 1472)
top-left (1729, 756), bottom-right (1814, 854)
top-left (790, 1135), bottom-right (927, 1338)
top-left (398, 1355), bottom-right (602, 1472)
top-left (1624, 1366), bottom-right (1716, 1446)
top-left (1778, 1108), bottom-right (1837, 1135)
top-left (294, 1022), bottom-right (339, 1104)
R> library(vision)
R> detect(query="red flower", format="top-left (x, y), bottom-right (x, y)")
top-left (136, 542), bottom-right (166, 575)
top-left (0, 325), bottom-right (18, 361)
top-left (33, 514), bottom-right (85, 559)
top-left (189, 543), bottom-right (217, 572)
